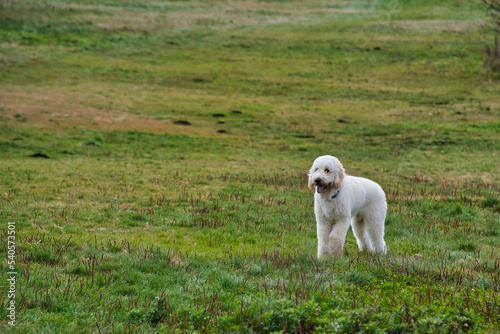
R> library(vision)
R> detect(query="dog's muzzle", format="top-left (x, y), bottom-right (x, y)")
top-left (315, 178), bottom-right (326, 194)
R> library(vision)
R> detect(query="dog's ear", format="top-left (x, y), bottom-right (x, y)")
top-left (333, 165), bottom-right (345, 189)
top-left (308, 169), bottom-right (315, 190)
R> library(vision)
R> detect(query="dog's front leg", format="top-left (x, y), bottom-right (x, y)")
top-left (317, 222), bottom-right (333, 258)
top-left (329, 219), bottom-right (351, 257)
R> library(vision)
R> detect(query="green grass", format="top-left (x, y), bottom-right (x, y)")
top-left (1, 0), bottom-right (500, 332)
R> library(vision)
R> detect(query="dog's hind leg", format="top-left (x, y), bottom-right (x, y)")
top-left (351, 215), bottom-right (373, 252)
top-left (369, 224), bottom-right (386, 254)
top-left (366, 213), bottom-right (387, 254)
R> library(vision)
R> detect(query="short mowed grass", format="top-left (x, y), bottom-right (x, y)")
top-left (1, 0), bottom-right (499, 332)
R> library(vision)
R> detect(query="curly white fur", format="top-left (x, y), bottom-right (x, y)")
top-left (309, 155), bottom-right (387, 258)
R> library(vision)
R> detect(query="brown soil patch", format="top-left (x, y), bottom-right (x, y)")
top-left (0, 88), bottom-right (213, 136)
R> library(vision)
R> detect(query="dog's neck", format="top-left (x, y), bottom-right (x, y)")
top-left (330, 189), bottom-right (340, 200)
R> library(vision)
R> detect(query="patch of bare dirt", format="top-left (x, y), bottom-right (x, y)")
top-left (0, 88), bottom-right (212, 136)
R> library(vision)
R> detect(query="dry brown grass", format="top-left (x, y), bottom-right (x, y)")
top-left (52, 0), bottom-right (369, 32)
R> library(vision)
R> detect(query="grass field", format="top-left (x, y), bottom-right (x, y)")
top-left (1, 0), bottom-right (500, 332)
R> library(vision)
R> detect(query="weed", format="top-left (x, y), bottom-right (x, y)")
top-left (482, 197), bottom-right (500, 212)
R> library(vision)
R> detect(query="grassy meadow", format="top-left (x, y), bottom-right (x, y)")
top-left (1, 0), bottom-right (500, 332)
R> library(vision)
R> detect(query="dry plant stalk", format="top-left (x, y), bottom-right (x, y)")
top-left (484, 36), bottom-right (500, 70)
top-left (483, 0), bottom-right (500, 70)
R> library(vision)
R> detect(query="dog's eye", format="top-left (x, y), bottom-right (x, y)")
top-left (325, 169), bottom-right (330, 173)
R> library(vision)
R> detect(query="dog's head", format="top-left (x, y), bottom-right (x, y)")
top-left (308, 155), bottom-right (345, 194)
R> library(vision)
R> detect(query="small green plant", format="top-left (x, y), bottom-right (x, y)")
top-left (482, 196), bottom-right (500, 211)
top-left (457, 242), bottom-right (477, 252)
top-left (453, 203), bottom-right (463, 215)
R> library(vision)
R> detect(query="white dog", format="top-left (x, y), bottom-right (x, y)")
top-left (308, 155), bottom-right (387, 258)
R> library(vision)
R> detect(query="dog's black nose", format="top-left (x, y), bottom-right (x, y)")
top-left (315, 178), bottom-right (322, 184)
